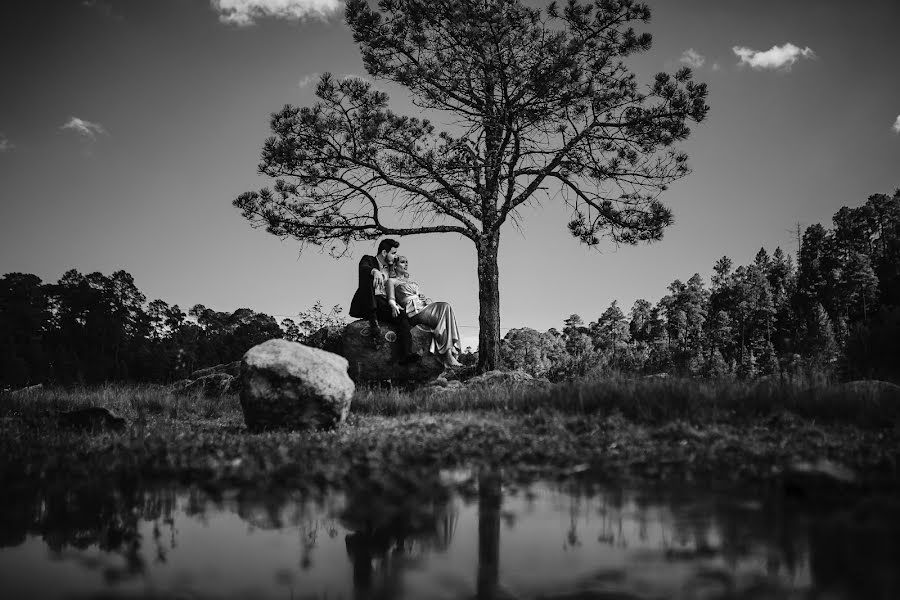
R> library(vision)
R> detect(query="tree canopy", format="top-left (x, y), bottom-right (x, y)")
top-left (235, 0), bottom-right (709, 370)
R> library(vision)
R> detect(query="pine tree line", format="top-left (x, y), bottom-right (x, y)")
top-left (2, 190), bottom-right (898, 387)
top-left (501, 190), bottom-right (900, 382)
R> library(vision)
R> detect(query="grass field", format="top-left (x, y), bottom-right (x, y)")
top-left (4, 374), bottom-right (899, 427)
top-left (1, 376), bottom-right (898, 496)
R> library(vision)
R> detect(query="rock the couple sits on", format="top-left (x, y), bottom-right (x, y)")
top-left (348, 239), bottom-right (461, 369)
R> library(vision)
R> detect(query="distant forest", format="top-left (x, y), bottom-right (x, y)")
top-left (2, 189), bottom-right (899, 388)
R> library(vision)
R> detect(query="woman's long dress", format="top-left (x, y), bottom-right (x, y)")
top-left (394, 280), bottom-right (461, 360)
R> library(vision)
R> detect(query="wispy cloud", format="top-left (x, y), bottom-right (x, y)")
top-left (733, 43), bottom-right (815, 70)
top-left (211, 0), bottom-right (342, 26)
top-left (61, 116), bottom-right (107, 139)
top-left (679, 48), bottom-right (705, 69)
top-left (0, 133), bottom-right (14, 152)
top-left (893, 115), bottom-right (900, 134)
top-left (298, 73), bottom-right (320, 88)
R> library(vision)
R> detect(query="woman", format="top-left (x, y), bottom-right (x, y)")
top-left (387, 256), bottom-right (462, 367)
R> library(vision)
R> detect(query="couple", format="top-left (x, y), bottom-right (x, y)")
top-left (349, 238), bottom-right (462, 367)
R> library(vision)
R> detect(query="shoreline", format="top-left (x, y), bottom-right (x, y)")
top-left (2, 384), bottom-right (898, 496)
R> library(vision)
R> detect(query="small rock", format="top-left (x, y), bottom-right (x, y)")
top-left (466, 369), bottom-right (535, 387)
top-left (175, 373), bottom-right (234, 398)
top-left (643, 373), bottom-right (670, 380)
top-left (58, 407), bottom-right (126, 432)
top-left (190, 361), bottom-right (241, 380)
top-left (10, 383), bottom-right (43, 396)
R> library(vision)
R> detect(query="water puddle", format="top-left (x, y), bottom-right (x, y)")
top-left (0, 473), bottom-right (896, 599)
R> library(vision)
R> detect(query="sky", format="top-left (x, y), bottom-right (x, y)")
top-left (1, 0), bottom-right (899, 351)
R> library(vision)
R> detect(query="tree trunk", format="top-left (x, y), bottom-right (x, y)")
top-left (476, 233), bottom-right (501, 373)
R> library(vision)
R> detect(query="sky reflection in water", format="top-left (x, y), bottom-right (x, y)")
top-left (0, 474), bottom-right (895, 600)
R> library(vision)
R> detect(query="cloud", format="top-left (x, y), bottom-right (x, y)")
top-left (679, 48), bottom-right (705, 69)
top-left (0, 133), bottom-right (13, 152)
top-left (211, 0), bottom-right (342, 26)
top-left (61, 116), bottom-right (107, 139)
top-left (893, 115), bottom-right (900, 134)
top-left (298, 73), bottom-right (320, 88)
top-left (732, 43), bottom-right (816, 70)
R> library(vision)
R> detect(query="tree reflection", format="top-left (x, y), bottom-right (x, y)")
top-left (477, 469), bottom-right (502, 600)
top-left (0, 480), bottom-right (177, 582)
top-left (340, 467), bottom-right (458, 599)
top-left (2, 476), bottom-right (899, 599)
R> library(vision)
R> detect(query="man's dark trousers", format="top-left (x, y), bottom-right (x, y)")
top-left (373, 295), bottom-right (413, 355)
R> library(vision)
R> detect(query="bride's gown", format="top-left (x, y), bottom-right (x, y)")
top-left (393, 279), bottom-right (461, 363)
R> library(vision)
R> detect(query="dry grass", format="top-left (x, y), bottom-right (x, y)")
top-left (353, 376), bottom-right (900, 428)
top-left (3, 375), bottom-right (898, 431)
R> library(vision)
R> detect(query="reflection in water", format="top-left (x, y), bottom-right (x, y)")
top-left (0, 475), bottom-right (897, 599)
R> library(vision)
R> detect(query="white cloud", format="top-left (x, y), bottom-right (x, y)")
top-left (732, 43), bottom-right (815, 70)
top-left (211, 0), bottom-right (342, 26)
top-left (893, 115), bottom-right (900, 134)
top-left (679, 48), bottom-right (705, 69)
top-left (298, 73), bottom-right (320, 88)
top-left (61, 116), bottom-right (107, 139)
top-left (711, 62), bottom-right (721, 72)
top-left (0, 133), bottom-right (13, 152)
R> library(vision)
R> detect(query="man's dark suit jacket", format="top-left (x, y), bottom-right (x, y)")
top-left (349, 254), bottom-right (383, 319)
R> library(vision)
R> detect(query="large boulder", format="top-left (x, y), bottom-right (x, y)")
top-left (342, 320), bottom-right (445, 383)
top-left (239, 338), bottom-right (354, 432)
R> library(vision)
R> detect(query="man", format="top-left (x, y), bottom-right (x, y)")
top-left (349, 238), bottom-right (418, 363)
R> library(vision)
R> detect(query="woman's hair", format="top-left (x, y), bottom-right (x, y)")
top-left (389, 255), bottom-right (408, 278)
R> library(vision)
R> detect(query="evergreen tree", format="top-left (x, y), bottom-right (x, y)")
top-left (628, 298), bottom-right (653, 343)
top-left (0, 273), bottom-right (50, 387)
top-left (234, 0), bottom-right (709, 372)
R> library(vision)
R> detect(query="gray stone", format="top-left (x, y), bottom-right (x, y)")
top-left (342, 320), bottom-right (444, 383)
top-left (239, 338), bottom-right (354, 432)
top-left (176, 373), bottom-right (234, 398)
top-left (10, 383), bottom-right (43, 396)
top-left (466, 369), bottom-right (535, 387)
top-left (58, 407), bottom-right (126, 432)
top-left (190, 361), bottom-right (241, 380)
top-left (642, 373), bottom-right (670, 380)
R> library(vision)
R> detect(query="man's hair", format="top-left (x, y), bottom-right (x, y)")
top-left (377, 238), bottom-right (400, 255)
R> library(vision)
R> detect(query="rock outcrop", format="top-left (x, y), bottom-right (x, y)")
top-left (341, 320), bottom-right (445, 383)
top-left (172, 361), bottom-right (242, 397)
top-left (465, 369), bottom-right (543, 388)
top-left (174, 373), bottom-right (235, 398)
top-left (239, 338), bottom-right (354, 432)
